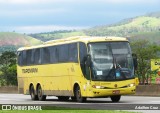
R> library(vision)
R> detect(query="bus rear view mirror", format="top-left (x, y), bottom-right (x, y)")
top-left (132, 53), bottom-right (138, 70)
top-left (86, 54), bottom-right (91, 67)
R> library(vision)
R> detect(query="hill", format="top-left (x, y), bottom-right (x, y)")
top-left (0, 32), bottom-right (42, 46)
top-left (29, 30), bottom-right (86, 42)
top-left (145, 11), bottom-right (160, 18)
top-left (82, 11), bottom-right (160, 44)
top-left (0, 32), bottom-right (42, 54)
top-left (84, 16), bottom-right (160, 37)
top-left (1, 11), bottom-right (160, 48)
top-left (28, 11), bottom-right (160, 44)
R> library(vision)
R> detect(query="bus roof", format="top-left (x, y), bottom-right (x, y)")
top-left (17, 36), bottom-right (128, 51)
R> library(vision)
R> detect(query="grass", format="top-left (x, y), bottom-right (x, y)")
top-left (108, 17), bottom-right (160, 31)
top-left (24, 36), bottom-right (42, 45)
top-left (0, 110), bottom-right (136, 113)
top-left (0, 106), bottom-right (137, 113)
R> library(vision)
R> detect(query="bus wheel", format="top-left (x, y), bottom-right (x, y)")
top-left (30, 85), bottom-right (38, 100)
top-left (58, 96), bottom-right (70, 101)
top-left (75, 85), bottom-right (86, 102)
top-left (71, 96), bottom-right (76, 101)
top-left (37, 85), bottom-right (46, 101)
top-left (110, 95), bottom-right (121, 102)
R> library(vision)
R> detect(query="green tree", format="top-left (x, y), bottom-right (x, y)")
top-left (131, 39), bottom-right (160, 85)
top-left (0, 51), bottom-right (17, 86)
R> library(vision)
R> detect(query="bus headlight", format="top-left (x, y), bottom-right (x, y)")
top-left (92, 85), bottom-right (105, 89)
top-left (128, 83), bottom-right (135, 87)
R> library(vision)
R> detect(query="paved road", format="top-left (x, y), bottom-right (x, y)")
top-left (0, 94), bottom-right (160, 113)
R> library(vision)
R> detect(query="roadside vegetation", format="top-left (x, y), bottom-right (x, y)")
top-left (131, 39), bottom-right (160, 84)
top-left (0, 51), bottom-right (17, 86)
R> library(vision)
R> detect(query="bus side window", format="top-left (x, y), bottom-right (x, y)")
top-left (79, 42), bottom-right (90, 80)
top-left (31, 49), bottom-right (35, 65)
top-left (17, 51), bottom-right (23, 66)
top-left (42, 47), bottom-right (51, 64)
top-left (58, 44), bottom-right (69, 63)
top-left (34, 49), bottom-right (41, 65)
top-left (22, 51), bottom-right (27, 66)
top-left (50, 46), bottom-right (58, 63)
top-left (69, 43), bottom-right (78, 62)
top-left (79, 42), bottom-right (87, 63)
top-left (26, 50), bottom-right (32, 65)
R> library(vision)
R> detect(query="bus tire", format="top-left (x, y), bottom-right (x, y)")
top-left (37, 85), bottom-right (46, 101)
top-left (75, 85), bottom-right (86, 102)
top-left (110, 95), bottom-right (121, 102)
top-left (58, 96), bottom-right (70, 101)
top-left (71, 96), bottom-right (76, 101)
top-left (30, 85), bottom-right (38, 101)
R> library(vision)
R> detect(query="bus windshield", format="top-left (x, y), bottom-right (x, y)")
top-left (88, 42), bottom-right (134, 81)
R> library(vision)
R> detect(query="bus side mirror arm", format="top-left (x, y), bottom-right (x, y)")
top-left (85, 54), bottom-right (91, 67)
top-left (132, 53), bottom-right (138, 70)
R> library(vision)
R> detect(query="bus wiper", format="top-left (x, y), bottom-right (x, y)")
top-left (113, 57), bottom-right (117, 69)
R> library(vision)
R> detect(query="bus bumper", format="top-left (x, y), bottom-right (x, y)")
top-left (86, 86), bottom-right (136, 97)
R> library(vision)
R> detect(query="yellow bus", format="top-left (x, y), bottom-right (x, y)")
top-left (17, 36), bottom-right (137, 102)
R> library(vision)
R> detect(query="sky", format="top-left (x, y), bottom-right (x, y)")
top-left (0, 0), bottom-right (160, 33)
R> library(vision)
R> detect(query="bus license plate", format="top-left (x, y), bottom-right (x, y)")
top-left (112, 90), bottom-right (120, 94)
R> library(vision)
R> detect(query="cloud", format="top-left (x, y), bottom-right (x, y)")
top-left (0, 0), bottom-right (75, 4)
top-left (0, 0), bottom-right (159, 33)
top-left (0, 0), bottom-right (49, 4)
top-left (0, 8), bottom-right (67, 17)
top-left (94, 0), bottom-right (160, 4)
top-left (0, 0), bottom-right (159, 5)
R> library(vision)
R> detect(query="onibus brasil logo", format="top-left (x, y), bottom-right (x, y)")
top-left (2, 105), bottom-right (42, 110)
